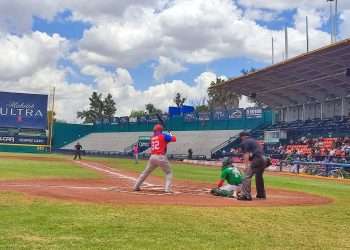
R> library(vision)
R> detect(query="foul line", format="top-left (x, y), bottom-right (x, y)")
top-left (76, 161), bottom-right (154, 187)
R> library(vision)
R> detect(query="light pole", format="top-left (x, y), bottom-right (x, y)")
top-left (327, 0), bottom-right (338, 43)
top-left (335, 0), bottom-right (338, 41)
top-left (271, 37), bottom-right (275, 64)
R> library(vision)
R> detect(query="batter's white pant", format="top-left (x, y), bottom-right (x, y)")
top-left (134, 154), bottom-right (172, 192)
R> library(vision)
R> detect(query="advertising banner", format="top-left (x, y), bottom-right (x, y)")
top-left (119, 116), bottom-right (129, 123)
top-left (111, 117), bottom-right (120, 124)
top-left (148, 115), bottom-right (159, 123)
top-left (0, 135), bottom-right (47, 145)
top-left (198, 112), bottom-right (210, 121)
top-left (213, 110), bottom-right (227, 120)
top-left (246, 107), bottom-right (263, 119)
top-left (184, 113), bottom-right (197, 122)
top-left (138, 116), bottom-right (148, 123)
top-left (0, 91), bottom-right (48, 129)
top-left (129, 117), bottom-right (137, 123)
top-left (228, 108), bottom-right (244, 119)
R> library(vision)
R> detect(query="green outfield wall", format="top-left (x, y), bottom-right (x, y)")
top-left (51, 109), bottom-right (273, 149)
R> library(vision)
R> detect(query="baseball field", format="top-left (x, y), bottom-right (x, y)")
top-left (0, 153), bottom-right (349, 250)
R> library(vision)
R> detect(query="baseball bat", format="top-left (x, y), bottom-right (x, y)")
top-left (156, 113), bottom-right (171, 133)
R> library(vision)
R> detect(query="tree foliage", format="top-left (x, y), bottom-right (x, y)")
top-left (145, 103), bottom-right (162, 115)
top-left (207, 78), bottom-right (240, 111)
top-left (77, 92), bottom-right (117, 124)
top-left (129, 103), bottom-right (162, 118)
top-left (195, 105), bottom-right (209, 113)
top-left (174, 93), bottom-right (186, 108)
top-left (129, 110), bottom-right (146, 118)
top-left (103, 93), bottom-right (117, 122)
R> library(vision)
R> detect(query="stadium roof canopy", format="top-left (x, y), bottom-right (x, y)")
top-left (215, 39), bottom-right (350, 108)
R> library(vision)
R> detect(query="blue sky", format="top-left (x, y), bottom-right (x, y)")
top-left (30, 4), bottom-right (337, 90)
top-left (0, 0), bottom-right (347, 121)
top-left (32, 9), bottom-right (270, 89)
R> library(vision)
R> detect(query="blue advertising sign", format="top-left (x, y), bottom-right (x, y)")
top-left (0, 91), bottom-right (48, 129)
top-left (168, 105), bottom-right (195, 117)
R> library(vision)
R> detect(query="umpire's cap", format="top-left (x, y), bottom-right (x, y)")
top-left (153, 124), bottom-right (163, 132)
top-left (222, 157), bottom-right (233, 168)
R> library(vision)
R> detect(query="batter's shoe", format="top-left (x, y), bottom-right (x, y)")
top-left (237, 195), bottom-right (253, 201)
top-left (256, 195), bottom-right (266, 199)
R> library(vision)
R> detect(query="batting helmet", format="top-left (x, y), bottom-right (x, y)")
top-left (153, 124), bottom-right (163, 132)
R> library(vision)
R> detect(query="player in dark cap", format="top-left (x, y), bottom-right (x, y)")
top-left (73, 142), bottom-right (83, 160)
top-left (237, 131), bottom-right (268, 201)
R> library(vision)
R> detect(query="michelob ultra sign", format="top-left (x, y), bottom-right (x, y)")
top-left (0, 91), bottom-right (48, 129)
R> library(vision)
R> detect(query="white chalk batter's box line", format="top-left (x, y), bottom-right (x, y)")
top-left (76, 161), bottom-right (154, 187)
top-left (76, 161), bottom-right (212, 193)
top-left (0, 183), bottom-right (213, 197)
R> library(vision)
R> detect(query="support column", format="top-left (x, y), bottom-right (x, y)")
top-left (320, 102), bottom-right (323, 120)
top-left (302, 104), bottom-right (305, 121)
top-left (341, 97), bottom-right (344, 118)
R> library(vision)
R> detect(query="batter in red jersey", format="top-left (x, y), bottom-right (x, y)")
top-left (133, 124), bottom-right (176, 193)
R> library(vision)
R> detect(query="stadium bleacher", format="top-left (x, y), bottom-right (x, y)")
top-left (265, 116), bottom-right (350, 138)
top-left (63, 130), bottom-right (243, 158)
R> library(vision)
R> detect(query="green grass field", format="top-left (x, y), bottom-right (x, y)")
top-left (0, 158), bottom-right (101, 180)
top-left (0, 154), bottom-right (349, 250)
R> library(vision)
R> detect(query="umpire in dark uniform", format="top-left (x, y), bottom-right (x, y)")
top-left (237, 132), bottom-right (267, 201)
top-left (73, 142), bottom-right (83, 160)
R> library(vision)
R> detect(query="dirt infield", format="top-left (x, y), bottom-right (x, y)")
top-left (0, 159), bottom-right (333, 207)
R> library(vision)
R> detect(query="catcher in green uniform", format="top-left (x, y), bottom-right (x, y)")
top-left (211, 157), bottom-right (243, 198)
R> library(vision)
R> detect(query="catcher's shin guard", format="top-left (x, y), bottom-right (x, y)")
top-left (210, 188), bottom-right (233, 197)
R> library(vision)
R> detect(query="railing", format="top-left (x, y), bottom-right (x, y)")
top-left (123, 143), bottom-right (135, 153)
top-left (210, 135), bottom-right (239, 157)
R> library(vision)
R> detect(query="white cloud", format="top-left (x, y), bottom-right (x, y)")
top-left (80, 65), bottom-right (216, 116)
top-left (153, 56), bottom-right (186, 81)
top-left (243, 8), bottom-right (278, 22)
top-left (67, 0), bottom-right (164, 23)
top-left (0, 67), bottom-right (93, 122)
top-left (0, 0), bottom-right (64, 33)
top-left (0, 31), bottom-right (67, 81)
top-left (340, 10), bottom-right (350, 39)
top-left (71, 0), bottom-right (334, 71)
top-left (237, 1), bottom-right (324, 11)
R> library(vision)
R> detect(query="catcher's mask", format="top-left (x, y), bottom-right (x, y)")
top-left (221, 157), bottom-right (233, 169)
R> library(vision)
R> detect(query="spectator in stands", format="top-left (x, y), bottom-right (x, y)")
top-left (133, 144), bottom-right (139, 164)
top-left (73, 142), bottom-right (83, 160)
top-left (343, 143), bottom-right (350, 156)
